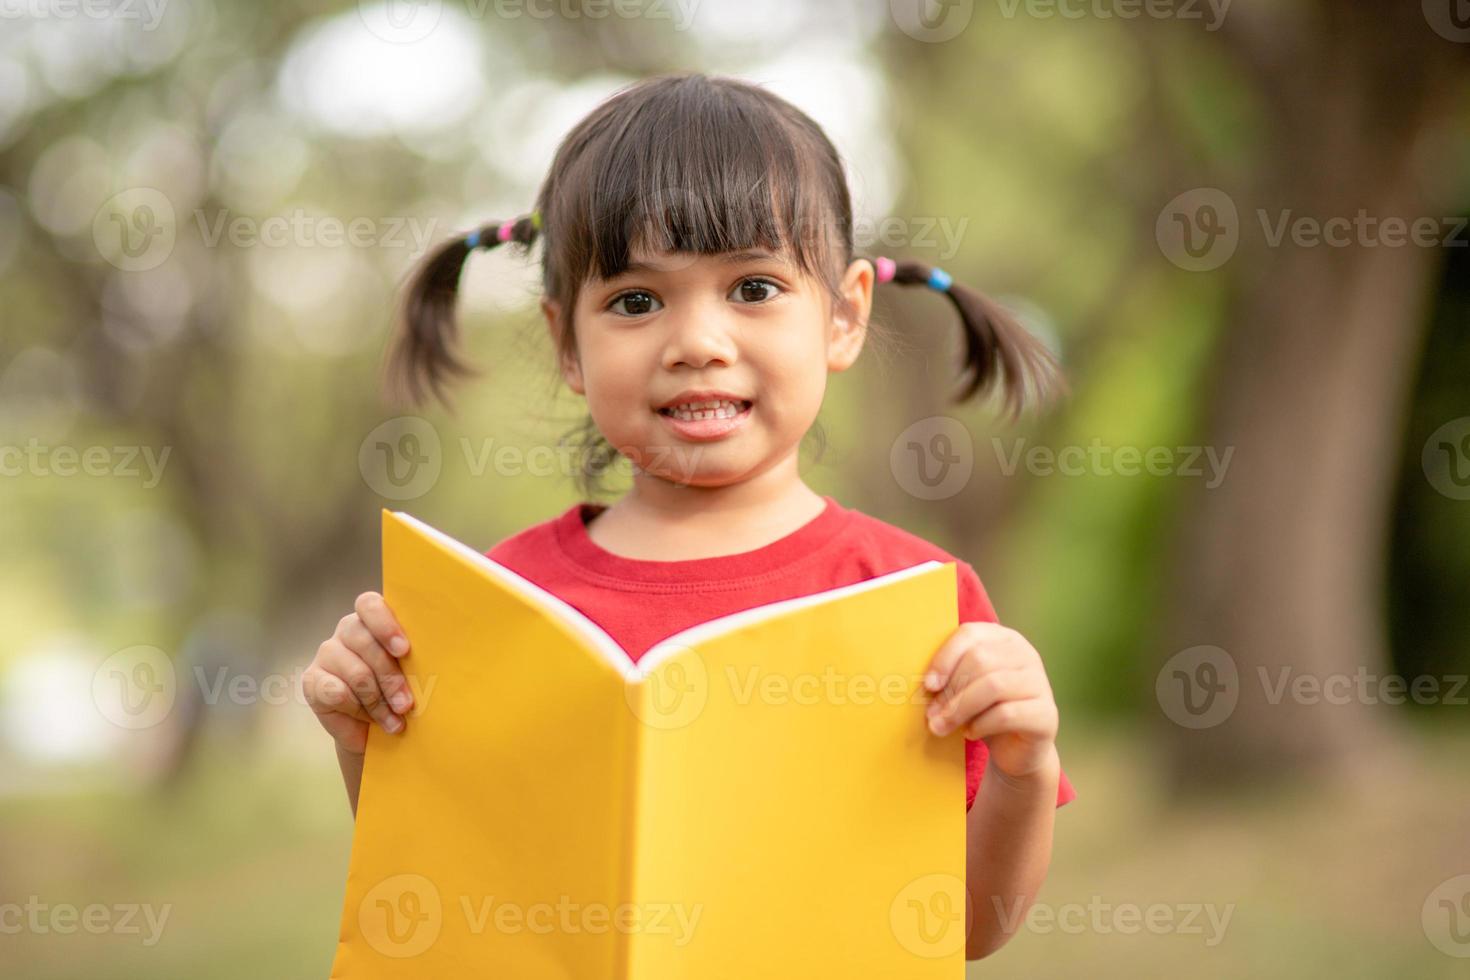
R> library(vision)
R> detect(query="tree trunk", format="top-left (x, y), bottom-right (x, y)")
top-left (1157, 3), bottom-right (1466, 792)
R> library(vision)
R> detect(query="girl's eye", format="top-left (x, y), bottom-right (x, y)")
top-left (609, 290), bottom-right (661, 316)
top-left (732, 278), bottom-right (780, 304)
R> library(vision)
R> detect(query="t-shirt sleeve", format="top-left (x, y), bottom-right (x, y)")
top-left (955, 561), bottom-right (1077, 812)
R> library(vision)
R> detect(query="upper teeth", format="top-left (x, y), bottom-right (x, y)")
top-left (665, 398), bottom-right (745, 420)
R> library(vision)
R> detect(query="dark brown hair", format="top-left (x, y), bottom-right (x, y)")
top-left (386, 71), bottom-right (1063, 496)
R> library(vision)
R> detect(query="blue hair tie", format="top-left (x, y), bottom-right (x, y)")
top-left (465, 229), bottom-right (482, 249)
top-left (927, 268), bottom-right (953, 292)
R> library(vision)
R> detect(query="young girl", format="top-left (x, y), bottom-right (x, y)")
top-left (305, 71), bottom-right (1075, 961)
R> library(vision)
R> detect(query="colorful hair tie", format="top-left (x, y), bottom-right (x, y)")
top-left (927, 267), bottom-right (953, 292)
top-left (874, 256), bottom-right (896, 284)
top-left (496, 219), bottom-right (516, 243)
top-left (464, 228), bottom-right (482, 249)
top-left (530, 210), bottom-right (542, 230)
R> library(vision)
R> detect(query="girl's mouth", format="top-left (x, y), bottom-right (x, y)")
top-left (656, 399), bottom-right (753, 441)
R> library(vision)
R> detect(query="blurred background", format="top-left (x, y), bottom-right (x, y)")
top-left (2, 0), bottom-right (1468, 976)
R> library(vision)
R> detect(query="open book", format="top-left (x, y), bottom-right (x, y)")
top-left (329, 509), bottom-right (969, 977)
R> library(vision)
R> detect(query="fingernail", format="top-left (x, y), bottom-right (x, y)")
top-left (390, 636), bottom-right (410, 656)
top-left (929, 716), bottom-right (945, 735)
top-left (924, 672), bottom-right (940, 691)
top-left (384, 714), bottom-right (403, 733)
top-left (390, 689), bottom-right (412, 713)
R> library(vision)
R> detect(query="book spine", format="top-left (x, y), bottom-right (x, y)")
top-left (615, 678), bottom-right (645, 979)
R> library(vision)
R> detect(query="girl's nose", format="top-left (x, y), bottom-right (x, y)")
top-left (661, 305), bottom-right (740, 370)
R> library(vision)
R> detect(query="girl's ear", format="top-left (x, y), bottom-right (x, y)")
top-left (542, 297), bottom-right (585, 394)
top-left (827, 258), bottom-right (873, 373)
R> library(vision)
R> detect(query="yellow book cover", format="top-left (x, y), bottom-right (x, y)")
top-left (328, 509), bottom-right (969, 978)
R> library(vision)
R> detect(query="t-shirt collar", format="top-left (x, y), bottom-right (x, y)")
top-left (553, 494), bottom-right (850, 587)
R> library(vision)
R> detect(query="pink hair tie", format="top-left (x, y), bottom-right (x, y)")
top-left (496, 219), bottom-right (516, 243)
top-left (874, 256), bottom-right (896, 284)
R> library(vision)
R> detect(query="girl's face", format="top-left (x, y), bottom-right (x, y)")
top-left (544, 246), bottom-right (873, 487)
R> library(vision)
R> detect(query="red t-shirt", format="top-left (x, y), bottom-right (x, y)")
top-left (485, 494), bottom-right (1076, 812)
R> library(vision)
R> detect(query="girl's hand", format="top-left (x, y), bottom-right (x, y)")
top-left (303, 591), bottom-right (414, 755)
top-left (922, 622), bottom-right (1059, 780)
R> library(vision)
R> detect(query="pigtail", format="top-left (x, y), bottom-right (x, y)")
top-left (385, 213), bottom-right (541, 406)
top-left (877, 256), bottom-right (1065, 418)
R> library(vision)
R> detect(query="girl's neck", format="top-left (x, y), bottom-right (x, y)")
top-left (584, 469), bottom-right (827, 562)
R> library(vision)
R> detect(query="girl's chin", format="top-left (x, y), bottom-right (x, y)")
top-left (610, 440), bottom-right (751, 486)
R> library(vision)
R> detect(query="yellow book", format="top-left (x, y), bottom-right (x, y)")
top-left (329, 509), bottom-right (969, 978)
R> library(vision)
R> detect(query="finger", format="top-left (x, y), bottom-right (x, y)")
top-left (338, 617), bottom-right (414, 714)
top-left (960, 695), bottom-right (1052, 742)
top-left (923, 622), bottom-right (1009, 693)
top-left (319, 648), bottom-right (403, 735)
top-left (355, 592), bottom-right (410, 657)
top-left (304, 661), bottom-right (370, 724)
top-left (928, 666), bottom-right (1028, 736)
